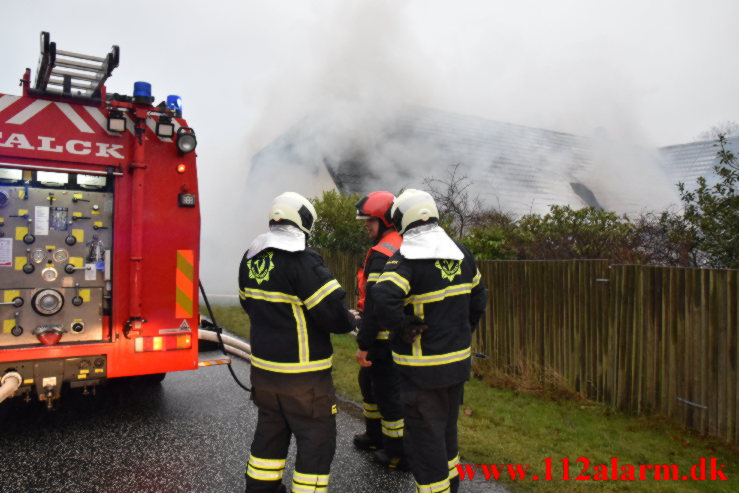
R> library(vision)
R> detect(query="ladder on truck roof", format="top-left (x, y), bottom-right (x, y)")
top-left (34, 31), bottom-right (119, 100)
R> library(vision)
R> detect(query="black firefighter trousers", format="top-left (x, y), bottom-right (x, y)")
top-left (358, 348), bottom-right (404, 457)
top-left (401, 377), bottom-right (464, 493)
top-left (245, 371), bottom-right (337, 493)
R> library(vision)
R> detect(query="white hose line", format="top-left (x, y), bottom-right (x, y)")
top-left (0, 371), bottom-right (22, 404)
top-left (198, 329), bottom-right (252, 359)
top-left (222, 344), bottom-right (251, 362)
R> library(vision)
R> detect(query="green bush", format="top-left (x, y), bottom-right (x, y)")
top-left (309, 190), bottom-right (368, 254)
top-left (678, 134), bottom-right (738, 268)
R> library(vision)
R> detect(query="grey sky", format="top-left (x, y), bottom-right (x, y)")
top-left (2, 0), bottom-right (738, 294)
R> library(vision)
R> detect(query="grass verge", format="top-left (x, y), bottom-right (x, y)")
top-left (207, 305), bottom-right (738, 492)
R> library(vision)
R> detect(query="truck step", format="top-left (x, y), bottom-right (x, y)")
top-left (198, 358), bottom-right (232, 367)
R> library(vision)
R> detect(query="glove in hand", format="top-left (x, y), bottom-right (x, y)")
top-left (399, 315), bottom-right (427, 344)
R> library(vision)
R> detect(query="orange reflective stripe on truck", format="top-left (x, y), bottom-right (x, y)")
top-left (176, 250), bottom-right (194, 318)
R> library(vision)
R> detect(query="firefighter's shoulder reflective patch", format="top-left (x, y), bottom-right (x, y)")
top-left (331, 404), bottom-right (338, 415)
top-left (246, 251), bottom-right (275, 285)
top-left (435, 258), bottom-right (463, 282)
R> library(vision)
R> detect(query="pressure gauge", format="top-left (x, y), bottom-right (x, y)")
top-left (32, 249), bottom-right (47, 264)
top-left (53, 249), bottom-right (69, 263)
top-left (42, 266), bottom-right (59, 282)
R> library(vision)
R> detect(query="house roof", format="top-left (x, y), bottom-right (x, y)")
top-left (250, 106), bottom-right (738, 216)
top-left (659, 137), bottom-right (739, 189)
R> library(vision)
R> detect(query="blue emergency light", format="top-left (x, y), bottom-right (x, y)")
top-left (133, 81), bottom-right (154, 103)
top-left (167, 95), bottom-right (183, 115)
top-left (133, 81), bottom-right (152, 98)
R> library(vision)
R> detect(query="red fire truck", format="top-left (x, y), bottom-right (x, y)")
top-left (0, 33), bottom-right (202, 407)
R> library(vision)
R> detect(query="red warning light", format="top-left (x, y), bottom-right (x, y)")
top-left (177, 163), bottom-right (186, 174)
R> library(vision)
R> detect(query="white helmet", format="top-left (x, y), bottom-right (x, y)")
top-left (390, 189), bottom-right (439, 234)
top-left (269, 192), bottom-right (317, 234)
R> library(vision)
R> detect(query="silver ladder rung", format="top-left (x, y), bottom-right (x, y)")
top-left (48, 78), bottom-right (94, 90)
top-left (55, 58), bottom-right (104, 72)
top-left (43, 88), bottom-right (87, 96)
top-left (51, 68), bottom-right (99, 83)
top-left (56, 49), bottom-right (106, 63)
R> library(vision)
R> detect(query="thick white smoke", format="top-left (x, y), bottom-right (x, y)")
top-left (202, 0), bottom-right (738, 295)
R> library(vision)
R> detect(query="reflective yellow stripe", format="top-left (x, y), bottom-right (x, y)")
top-left (381, 418), bottom-right (404, 429)
top-left (416, 478), bottom-right (451, 493)
top-left (376, 241), bottom-right (399, 254)
top-left (250, 355), bottom-right (332, 373)
top-left (246, 455), bottom-right (286, 481)
top-left (412, 305), bottom-right (424, 357)
top-left (413, 303), bottom-right (424, 318)
top-left (249, 456), bottom-right (287, 469)
top-left (405, 283), bottom-right (473, 305)
top-left (381, 418), bottom-right (404, 438)
top-left (240, 287), bottom-right (302, 305)
top-left (247, 465), bottom-right (283, 481)
top-left (472, 269), bottom-right (481, 287)
top-left (448, 455), bottom-right (460, 478)
top-left (393, 347), bottom-right (471, 367)
top-left (412, 334), bottom-right (422, 358)
top-left (376, 330), bottom-right (390, 340)
top-left (363, 402), bottom-right (382, 419)
top-left (377, 271), bottom-right (410, 294)
top-left (292, 485), bottom-right (328, 493)
top-left (367, 272), bottom-right (381, 283)
top-left (292, 304), bottom-right (309, 363)
top-left (293, 471), bottom-right (330, 486)
top-left (304, 280), bottom-right (340, 309)
top-left (293, 470), bottom-right (330, 492)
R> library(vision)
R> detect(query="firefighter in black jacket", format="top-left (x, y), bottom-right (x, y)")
top-left (239, 191), bottom-right (358, 493)
top-left (352, 191), bottom-right (406, 469)
top-left (371, 189), bottom-right (488, 493)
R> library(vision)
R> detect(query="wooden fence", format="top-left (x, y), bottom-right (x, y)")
top-left (318, 249), bottom-right (361, 309)
top-left (320, 250), bottom-right (738, 444)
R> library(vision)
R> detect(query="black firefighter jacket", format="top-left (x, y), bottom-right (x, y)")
top-left (238, 247), bottom-right (356, 376)
top-left (371, 242), bottom-right (487, 388)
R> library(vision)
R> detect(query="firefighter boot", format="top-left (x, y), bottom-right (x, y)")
top-left (372, 448), bottom-right (410, 471)
top-left (353, 418), bottom-right (382, 451)
top-left (373, 435), bottom-right (407, 470)
top-left (244, 481), bottom-right (286, 493)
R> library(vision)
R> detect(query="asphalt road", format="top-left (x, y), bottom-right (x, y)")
top-left (0, 349), bottom-right (508, 493)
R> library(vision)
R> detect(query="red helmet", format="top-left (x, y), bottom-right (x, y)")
top-left (355, 191), bottom-right (395, 228)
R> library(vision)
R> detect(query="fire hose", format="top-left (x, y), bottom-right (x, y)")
top-left (0, 371), bottom-right (22, 404)
top-left (198, 330), bottom-right (251, 361)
